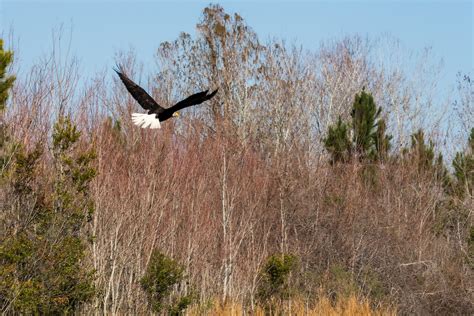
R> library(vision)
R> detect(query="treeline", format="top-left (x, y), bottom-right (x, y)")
top-left (1, 5), bottom-right (473, 315)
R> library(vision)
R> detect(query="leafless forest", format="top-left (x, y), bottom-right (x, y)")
top-left (1, 5), bottom-right (473, 315)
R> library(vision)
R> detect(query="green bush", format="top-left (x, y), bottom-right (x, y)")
top-left (141, 250), bottom-right (193, 314)
top-left (257, 253), bottom-right (298, 305)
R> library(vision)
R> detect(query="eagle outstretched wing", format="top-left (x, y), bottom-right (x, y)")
top-left (114, 66), bottom-right (163, 112)
top-left (169, 89), bottom-right (218, 112)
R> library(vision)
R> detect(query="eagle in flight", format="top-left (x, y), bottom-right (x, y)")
top-left (115, 66), bottom-right (218, 129)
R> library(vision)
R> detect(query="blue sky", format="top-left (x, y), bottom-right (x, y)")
top-left (1, 0), bottom-right (473, 93)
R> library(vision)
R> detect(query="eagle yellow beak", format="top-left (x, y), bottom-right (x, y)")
top-left (173, 112), bottom-right (180, 117)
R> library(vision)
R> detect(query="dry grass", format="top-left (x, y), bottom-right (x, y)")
top-left (187, 295), bottom-right (396, 316)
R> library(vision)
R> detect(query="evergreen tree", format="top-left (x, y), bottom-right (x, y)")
top-left (323, 117), bottom-right (352, 164)
top-left (324, 90), bottom-right (391, 163)
top-left (0, 39), bottom-right (15, 112)
top-left (351, 90), bottom-right (381, 156)
top-left (0, 39), bottom-right (16, 170)
top-left (372, 118), bottom-right (392, 161)
top-left (0, 116), bottom-right (96, 314)
top-left (408, 130), bottom-right (435, 171)
top-left (452, 128), bottom-right (474, 197)
top-left (402, 129), bottom-right (450, 189)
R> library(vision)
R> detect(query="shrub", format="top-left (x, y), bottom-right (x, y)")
top-left (141, 250), bottom-right (193, 314)
top-left (257, 253), bottom-right (298, 306)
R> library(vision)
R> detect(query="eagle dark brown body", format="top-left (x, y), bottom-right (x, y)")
top-left (115, 67), bottom-right (218, 129)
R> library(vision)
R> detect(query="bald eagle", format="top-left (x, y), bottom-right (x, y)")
top-left (114, 67), bottom-right (218, 129)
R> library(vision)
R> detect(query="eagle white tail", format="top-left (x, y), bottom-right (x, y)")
top-left (131, 113), bottom-right (161, 129)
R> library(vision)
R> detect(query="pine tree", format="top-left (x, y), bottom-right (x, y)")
top-left (372, 118), bottom-right (392, 161)
top-left (351, 90), bottom-right (380, 156)
top-left (323, 90), bottom-right (391, 163)
top-left (323, 117), bottom-right (352, 164)
top-left (0, 39), bottom-right (15, 112)
top-left (408, 130), bottom-right (435, 171)
top-left (0, 116), bottom-right (96, 314)
top-left (0, 39), bottom-right (16, 170)
top-left (452, 128), bottom-right (474, 197)
top-left (402, 129), bottom-right (450, 189)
